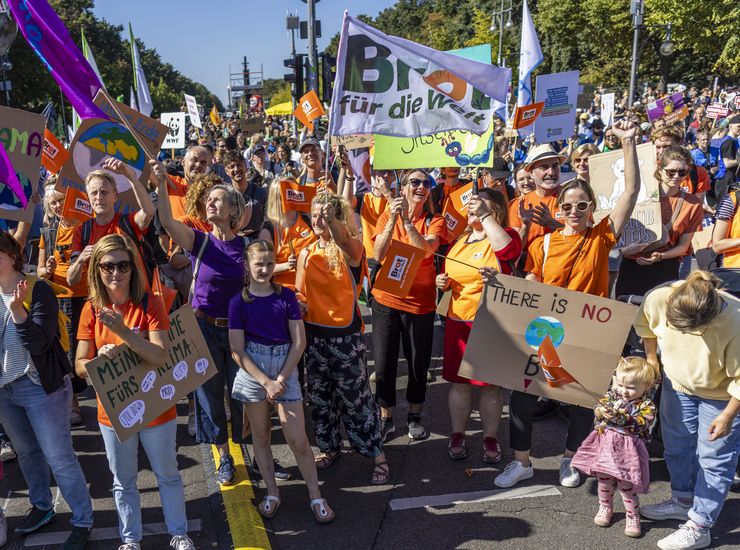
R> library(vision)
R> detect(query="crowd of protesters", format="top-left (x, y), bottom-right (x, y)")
top-left (0, 83), bottom-right (738, 550)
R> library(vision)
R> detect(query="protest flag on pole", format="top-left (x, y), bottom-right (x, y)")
top-left (329, 12), bottom-right (511, 138)
top-left (129, 23), bottom-right (153, 116)
top-left (61, 186), bottom-right (93, 222)
top-left (517, 0), bottom-right (543, 109)
top-left (293, 90), bottom-right (325, 131)
top-left (209, 106), bottom-right (221, 126)
top-left (279, 179), bottom-right (317, 213)
top-left (372, 240), bottom-right (426, 298)
top-left (129, 86), bottom-right (138, 111)
top-left (41, 128), bottom-right (69, 174)
top-left (512, 100), bottom-right (545, 130)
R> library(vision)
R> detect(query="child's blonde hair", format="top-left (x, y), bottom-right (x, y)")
top-left (615, 356), bottom-right (657, 389)
top-left (241, 239), bottom-right (281, 303)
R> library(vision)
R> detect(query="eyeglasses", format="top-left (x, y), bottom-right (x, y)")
top-left (407, 178), bottom-right (431, 189)
top-left (98, 261), bottom-right (133, 274)
top-left (573, 158), bottom-right (589, 165)
top-left (559, 200), bottom-right (592, 213)
top-left (664, 168), bottom-right (688, 178)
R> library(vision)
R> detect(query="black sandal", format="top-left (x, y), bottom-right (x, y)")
top-left (370, 461), bottom-right (390, 485)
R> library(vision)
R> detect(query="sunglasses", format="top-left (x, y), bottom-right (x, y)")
top-left (406, 178), bottom-right (431, 189)
top-left (98, 260), bottom-right (133, 274)
top-left (573, 158), bottom-right (589, 164)
top-left (664, 168), bottom-right (688, 178)
top-left (559, 200), bottom-right (592, 213)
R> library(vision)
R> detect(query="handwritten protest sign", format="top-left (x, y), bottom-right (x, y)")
top-left (86, 306), bottom-right (216, 442)
top-left (589, 143), bottom-right (662, 248)
top-left (184, 94), bottom-right (202, 129)
top-left (601, 93), bottom-right (615, 127)
top-left (240, 117), bottom-right (265, 135)
top-left (331, 134), bottom-right (373, 150)
top-left (533, 71), bottom-right (580, 144)
top-left (459, 274), bottom-right (636, 408)
top-left (57, 92), bottom-right (167, 212)
top-left (646, 92), bottom-right (689, 125)
top-left (706, 103), bottom-right (730, 120)
top-left (160, 112), bottom-right (186, 149)
top-left (0, 106), bottom-right (45, 222)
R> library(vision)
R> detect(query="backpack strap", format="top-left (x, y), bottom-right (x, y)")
top-left (80, 219), bottom-right (93, 249)
top-left (188, 233), bottom-right (210, 303)
top-left (668, 190), bottom-right (686, 226)
top-left (542, 233), bottom-right (552, 276)
top-left (689, 166), bottom-right (698, 194)
top-left (117, 213), bottom-right (139, 242)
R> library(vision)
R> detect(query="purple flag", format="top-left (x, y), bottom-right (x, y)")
top-left (7, 0), bottom-right (106, 120)
top-left (0, 144), bottom-right (29, 209)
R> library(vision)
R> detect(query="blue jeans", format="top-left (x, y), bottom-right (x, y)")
top-left (231, 342), bottom-right (302, 403)
top-left (660, 377), bottom-right (740, 528)
top-left (0, 376), bottom-right (93, 528)
top-left (193, 319), bottom-right (244, 445)
top-left (100, 420), bottom-right (188, 543)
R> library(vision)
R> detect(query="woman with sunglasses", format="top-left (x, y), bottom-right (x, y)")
top-left (569, 143), bottom-right (600, 184)
top-left (491, 119), bottom-right (642, 490)
top-left (75, 234), bottom-right (195, 550)
top-left (372, 170), bottom-right (446, 441)
top-left (615, 146), bottom-right (704, 298)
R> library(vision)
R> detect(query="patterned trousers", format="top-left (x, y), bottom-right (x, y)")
top-left (305, 331), bottom-right (383, 458)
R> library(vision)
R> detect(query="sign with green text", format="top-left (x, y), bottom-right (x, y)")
top-left (86, 306), bottom-right (216, 442)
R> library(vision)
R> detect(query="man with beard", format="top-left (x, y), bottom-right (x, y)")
top-left (297, 138), bottom-right (335, 189)
top-left (223, 151), bottom-right (267, 235)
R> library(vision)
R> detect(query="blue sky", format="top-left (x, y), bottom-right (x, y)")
top-left (94, 0), bottom-right (397, 106)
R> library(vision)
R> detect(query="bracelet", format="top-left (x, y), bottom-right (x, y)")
top-left (479, 213), bottom-right (491, 222)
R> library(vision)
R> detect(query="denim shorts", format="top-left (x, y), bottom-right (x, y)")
top-left (231, 341), bottom-right (302, 403)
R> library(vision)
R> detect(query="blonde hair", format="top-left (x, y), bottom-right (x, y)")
top-left (84, 169), bottom-right (117, 192)
top-left (87, 234), bottom-right (147, 310)
top-left (266, 178), bottom-right (293, 228)
top-left (241, 240), bottom-right (281, 303)
top-left (185, 173), bottom-right (222, 218)
top-left (570, 143), bottom-right (599, 164)
top-left (209, 184), bottom-right (245, 230)
top-left (615, 356), bottom-right (657, 389)
top-left (666, 270), bottom-right (724, 332)
top-left (42, 175), bottom-right (63, 222)
top-left (311, 192), bottom-right (357, 278)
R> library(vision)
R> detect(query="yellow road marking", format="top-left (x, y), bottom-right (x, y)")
top-left (211, 437), bottom-right (271, 550)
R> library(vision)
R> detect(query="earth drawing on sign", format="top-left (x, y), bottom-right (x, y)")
top-left (524, 316), bottom-right (565, 350)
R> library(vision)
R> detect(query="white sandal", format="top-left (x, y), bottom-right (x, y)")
top-left (257, 495), bottom-right (281, 518)
top-left (309, 498), bottom-right (336, 524)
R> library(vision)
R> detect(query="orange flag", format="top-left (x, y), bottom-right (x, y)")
top-left (373, 239), bottom-right (424, 298)
top-left (512, 101), bottom-right (545, 130)
top-left (42, 129), bottom-right (70, 174)
top-left (293, 90), bottom-right (325, 131)
top-left (449, 182), bottom-right (474, 215)
top-left (441, 200), bottom-right (467, 242)
top-left (279, 179), bottom-right (317, 213)
top-left (537, 335), bottom-right (577, 387)
top-left (61, 187), bottom-right (93, 222)
top-left (152, 267), bottom-right (177, 313)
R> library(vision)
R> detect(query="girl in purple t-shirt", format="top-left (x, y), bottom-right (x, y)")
top-left (228, 240), bottom-right (334, 524)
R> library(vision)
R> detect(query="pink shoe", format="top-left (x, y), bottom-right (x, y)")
top-left (625, 514), bottom-right (641, 538)
top-left (593, 503), bottom-right (613, 527)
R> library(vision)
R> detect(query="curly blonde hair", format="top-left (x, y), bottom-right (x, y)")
top-left (311, 192), bottom-right (357, 279)
top-left (185, 173), bottom-right (223, 218)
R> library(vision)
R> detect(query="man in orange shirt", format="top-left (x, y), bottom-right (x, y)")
top-left (164, 145), bottom-right (212, 221)
top-left (508, 144), bottom-right (567, 253)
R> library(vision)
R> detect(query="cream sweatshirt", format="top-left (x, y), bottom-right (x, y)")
top-left (634, 282), bottom-right (740, 401)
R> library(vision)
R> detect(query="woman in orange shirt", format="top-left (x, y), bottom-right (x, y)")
top-left (75, 234), bottom-right (195, 549)
top-left (436, 189), bottom-right (521, 463)
top-left (492, 120), bottom-right (641, 491)
top-left (372, 170), bottom-right (446, 441)
top-left (265, 179), bottom-right (317, 288)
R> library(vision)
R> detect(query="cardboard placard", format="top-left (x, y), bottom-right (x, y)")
top-left (601, 93), bottom-right (615, 128)
top-left (86, 306), bottom-right (216, 442)
top-left (240, 117), bottom-right (266, 135)
top-left (0, 106), bottom-right (45, 222)
top-left (533, 70), bottom-right (580, 144)
top-left (331, 134), bottom-right (373, 150)
top-left (706, 103), bottom-right (730, 120)
top-left (160, 112), bottom-right (186, 149)
top-left (646, 92), bottom-right (689, 125)
top-left (459, 274), bottom-right (637, 408)
top-left (589, 143), bottom-right (663, 248)
top-left (56, 92), bottom-right (167, 213)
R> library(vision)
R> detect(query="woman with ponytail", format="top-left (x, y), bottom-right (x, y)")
top-left (635, 270), bottom-right (740, 549)
top-left (295, 193), bottom-right (390, 485)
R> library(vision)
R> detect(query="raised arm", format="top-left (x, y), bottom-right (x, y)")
top-left (608, 119), bottom-right (640, 237)
top-left (101, 157), bottom-right (155, 230)
top-left (152, 160), bottom-right (195, 252)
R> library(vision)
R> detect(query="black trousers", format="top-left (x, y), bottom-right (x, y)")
top-left (509, 391), bottom-right (594, 453)
top-left (372, 301), bottom-right (434, 409)
top-left (615, 256), bottom-right (680, 298)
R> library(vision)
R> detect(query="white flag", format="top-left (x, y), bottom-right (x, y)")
top-left (129, 86), bottom-right (138, 111)
top-left (73, 28), bottom-right (105, 132)
top-left (184, 94), bottom-right (202, 129)
top-left (129, 23), bottom-right (153, 116)
top-left (518, 0), bottom-right (543, 107)
top-left (329, 13), bottom-right (511, 138)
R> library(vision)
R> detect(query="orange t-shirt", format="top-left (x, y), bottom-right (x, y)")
top-left (681, 166), bottom-right (710, 194)
top-left (508, 191), bottom-right (562, 252)
top-left (71, 213), bottom-right (146, 256)
top-left (77, 296), bottom-right (174, 428)
top-left (273, 214), bottom-right (317, 287)
top-left (167, 175), bottom-right (189, 221)
top-left (656, 192), bottom-right (704, 252)
top-left (39, 224), bottom-right (87, 298)
top-left (525, 217), bottom-right (617, 297)
top-left (371, 211), bottom-right (446, 314)
top-left (360, 193), bottom-right (388, 260)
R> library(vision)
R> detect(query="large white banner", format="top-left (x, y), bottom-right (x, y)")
top-left (533, 70), bottom-right (580, 144)
top-left (160, 112), bottom-right (187, 149)
top-left (329, 13), bottom-right (511, 138)
top-left (183, 94), bottom-right (202, 129)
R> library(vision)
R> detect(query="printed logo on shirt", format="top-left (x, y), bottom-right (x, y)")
top-left (286, 188), bottom-right (305, 202)
top-left (472, 251), bottom-right (483, 261)
top-left (444, 211), bottom-right (459, 231)
top-left (388, 255), bottom-right (409, 282)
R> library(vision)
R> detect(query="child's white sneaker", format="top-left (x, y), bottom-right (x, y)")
top-left (657, 522), bottom-right (710, 550)
top-left (640, 497), bottom-right (691, 521)
top-left (494, 460), bottom-right (533, 488)
top-left (558, 457), bottom-right (580, 487)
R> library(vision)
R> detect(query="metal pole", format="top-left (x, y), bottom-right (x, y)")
top-left (497, 0), bottom-right (504, 67)
top-left (628, 0), bottom-right (643, 107)
top-left (306, 0), bottom-right (319, 93)
top-left (290, 25), bottom-right (298, 138)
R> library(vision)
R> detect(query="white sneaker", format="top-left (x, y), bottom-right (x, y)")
top-left (170, 534), bottom-right (196, 550)
top-left (118, 544), bottom-right (141, 550)
top-left (657, 522), bottom-right (710, 550)
top-left (559, 457), bottom-right (581, 487)
top-left (0, 509), bottom-right (7, 547)
top-left (187, 413), bottom-right (196, 438)
top-left (494, 460), bottom-right (534, 488)
top-left (641, 497), bottom-right (692, 521)
top-left (0, 440), bottom-right (15, 463)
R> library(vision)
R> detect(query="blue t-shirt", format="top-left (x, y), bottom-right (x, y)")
top-left (227, 286), bottom-right (302, 345)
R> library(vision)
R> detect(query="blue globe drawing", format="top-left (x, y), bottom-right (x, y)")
top-left (524, 316), bottom-right (565, 350)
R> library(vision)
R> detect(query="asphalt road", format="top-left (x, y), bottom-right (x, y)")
top-left (2, 314), bottom-right (739, 549)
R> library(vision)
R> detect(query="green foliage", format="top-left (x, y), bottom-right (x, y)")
top-left (6, 0), bottom-right (221, 120)
top-left (262, 78), bottom-right (291, 105)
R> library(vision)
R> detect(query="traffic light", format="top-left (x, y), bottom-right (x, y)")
top-left (283, 54), bottom-right (305, 101)
top-left (320, 53), bottom-right (337, 103)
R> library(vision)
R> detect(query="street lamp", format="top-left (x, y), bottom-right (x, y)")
top-left (629, 0), bottom-right (676, 104)
top-left (659, 23), bottom-right (674, 56)
top-left (490, 0), bottom-right (513, 67)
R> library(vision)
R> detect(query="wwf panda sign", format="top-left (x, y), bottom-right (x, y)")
top-left (160, 112), bottom-right (187, 149)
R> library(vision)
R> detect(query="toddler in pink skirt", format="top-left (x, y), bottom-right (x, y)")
top-left (572, 357), bottom-right (657, 538)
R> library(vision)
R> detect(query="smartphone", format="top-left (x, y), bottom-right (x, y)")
top-left (472, 176), bottom-right (479, 195)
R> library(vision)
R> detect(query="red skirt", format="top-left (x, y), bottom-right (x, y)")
top-left (442, 318), bottom-right (491, 386)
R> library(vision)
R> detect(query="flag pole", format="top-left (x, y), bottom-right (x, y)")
top-left (399, 240), bottom-right (480, 271)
